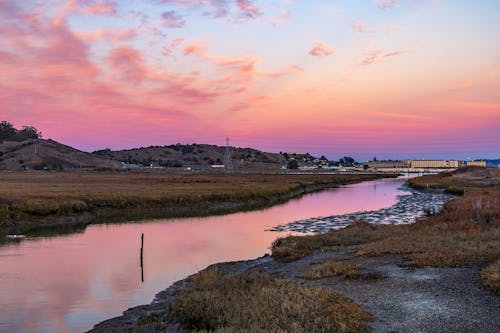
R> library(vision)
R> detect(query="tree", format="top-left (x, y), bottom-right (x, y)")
top-left (18, 126), bottom-right (42, 139)
top-left (339, 156), bottom-right (356, 167)
top-left (287, 159), bottom-right (299, 169)
top-left (0, 121), bottom-right (16, 140)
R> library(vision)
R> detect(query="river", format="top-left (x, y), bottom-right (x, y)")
top-left (0, 177), bottom-right (410, 333)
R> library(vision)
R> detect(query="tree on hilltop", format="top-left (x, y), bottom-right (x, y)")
top-left (0, 121), bottom-right (16, 140)
top-left (0, 121), bottom-right (42, 142)
top-left (19, 126), bottom-right (42, 139)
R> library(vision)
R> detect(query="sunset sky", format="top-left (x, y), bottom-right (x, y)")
top-left (1, 0), bottom-right (499, 160)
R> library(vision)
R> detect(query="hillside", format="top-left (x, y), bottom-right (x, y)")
top-left (0, 139), bottom-right (122, 171)
top-left (92, 144), bottom-right (296, 171)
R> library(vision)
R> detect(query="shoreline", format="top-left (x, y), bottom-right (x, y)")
top-left (0, 173), bottom-right (395, 240)
top-left (88, 182), bottom-right (497, 333)
top-left (90, 253), bottom-right (499, 333)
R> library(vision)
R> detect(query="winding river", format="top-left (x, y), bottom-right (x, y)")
top-left (1, 177), bottom-right (414, 333)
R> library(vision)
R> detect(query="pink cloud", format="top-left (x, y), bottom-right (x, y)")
top-left (60, 0), bottom-right (118, 16)
top-left (309, 42), bottom-right (336, 57)
top-left (161, 10), bottom-right (186, 28)
top-left (182, 43), bottom-right (205, 56)
top-left (236, 0), bottom-right (261, 19)
top-left (107, 46), bottom-right (147, 83)
top-left (263, 65), bottom-right (303, 78)
top-left (0, 5), bottom-right (236, 146)
top-left (181, 41), bottom-right (301, 81)
top-left (76, 28), bottom-right (137, 42)
top-left (162, 38), bottom-right (185, 56)
top-left (84, 1), bottom-right (117, 15)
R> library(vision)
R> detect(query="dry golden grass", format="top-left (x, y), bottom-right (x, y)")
top-left (0, 171), bottom-right (392, 233)
top-left (481, 259), bottom-right (500, 295)
top-left (302, 261), bottom-right (361, 280)
top-left (167, 270), bottom-right (371, 333)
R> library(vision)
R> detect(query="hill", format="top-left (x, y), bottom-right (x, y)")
top-left (485, 159), bottom-right (500, 167)
top-left (92, 144), bottom-right (293, 171)
top-left (0, 139), bottom-right (122, 171)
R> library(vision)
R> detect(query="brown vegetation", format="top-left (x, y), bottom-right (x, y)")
top-left (0, 172), bottom-right (393, 234)
top-left (167, 269), bottom-right (371, 333)
top-left (481, 259), bottom-right (500, 295)
top-left (301, 261), bottom-right (361, 280)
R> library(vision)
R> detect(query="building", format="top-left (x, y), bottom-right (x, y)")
top-left (410, 160), bottom-right (462, 168)
top-left (365, 160), bottom-right (410, 169)
top-left (466, 160), bottom-right (486, 167)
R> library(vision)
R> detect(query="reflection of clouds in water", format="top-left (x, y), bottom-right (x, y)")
top-left (0, 178), bottom-right (406, 333)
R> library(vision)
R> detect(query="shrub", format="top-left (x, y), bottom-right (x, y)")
top-left (481, 260), bottom-right (500, 295)
top-left (168, 271), bottom-right (371, 333)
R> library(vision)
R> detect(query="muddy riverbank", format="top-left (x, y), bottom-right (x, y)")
top-left (270, 184), bottom-right (456, 233)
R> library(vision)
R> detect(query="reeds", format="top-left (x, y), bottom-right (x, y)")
top-left (0, 172), bottom-right (392, 232)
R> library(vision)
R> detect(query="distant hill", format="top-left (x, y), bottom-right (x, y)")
top-left (0, 139), bottom-right (122, 171)
top-left (0, 120), bottom-right (325, 172)
top-left (92, 144), bottom-right (293, 171)
top-left (485, 159), bottom-right (500, 167)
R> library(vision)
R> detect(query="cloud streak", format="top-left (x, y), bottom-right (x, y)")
top-left (358, 48), bottom-right (408, 65)
top-left (309, 42), bottom-right (336, 57)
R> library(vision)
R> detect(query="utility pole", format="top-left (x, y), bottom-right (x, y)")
top-left (223, 137), bottom-right (233, 173)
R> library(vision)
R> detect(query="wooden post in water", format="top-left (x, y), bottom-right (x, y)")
top-left (140, 233), bottom-right (144, 283)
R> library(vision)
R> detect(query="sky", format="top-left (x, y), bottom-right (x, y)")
top-left (1, 0), bottom-right (499, 161)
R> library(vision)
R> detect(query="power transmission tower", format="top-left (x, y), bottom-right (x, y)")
top-left (223, 137), bottom-right (233, 172)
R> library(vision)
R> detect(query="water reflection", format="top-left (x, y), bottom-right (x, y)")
top-left (0, 178), bottom-right (407, 333)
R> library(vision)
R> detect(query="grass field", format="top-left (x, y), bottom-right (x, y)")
top-left (0, 171), bottom-right (394, 234)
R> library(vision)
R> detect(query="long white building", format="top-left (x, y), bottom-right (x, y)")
top-left (410, 160), bottom-right (462, 168)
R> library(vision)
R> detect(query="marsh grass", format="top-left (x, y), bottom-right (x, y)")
top-left (301, 261), bottom-right (361, 280)
top-left (0, 172), bottom-right (390, 230)
top-left (168, 270), bottom-right (371, 333)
